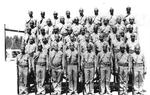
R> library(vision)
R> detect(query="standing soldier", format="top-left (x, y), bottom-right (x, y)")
top-left (38, 11), bottom-right (47, 28)
top-left (100, 17), bottom-right (112, 41)
top-left (64, 44), bottom-right (79, 95)
top-left (126, 33), bottom-right (139, 54)
top-left (124, 6), bottom-right (134, 26)
top-left (79, 8), bottom-right (86, 26)
top-left (30, 20), bottom-right (38, 38)
top-left (53, 11), bottom-right (59, 27)
top-left (91, 24), bottom-right (99, 43)
top-left (111, 34), bottom-right (124, 83)
top-left (116, 44), bottom-right (130, 95)
top-left (97, 43), bottom-right (113, 95)
top-left (109, 8), bottom-right (116, 27)
top-left (115, 16), bottom-right (126, 35)
top-left (131, 45), bottom-right (146, 95)
top-left (85, 16), bottom-right (94, 34)
top-left (58, 16), bottom-right (66, 35)
top-left (44, 18), bottom-right (53, 36)
top-left (34, 44), bottom-right (48, 95)
top-left (25, 11), bottom-right (36, 28)
top-left (17, 45), bottom-right (29, 95)
top-left (128, 16), bottom-right (138, 35)
top-left (23, 27), bottom-right (32, 46)
top-left (72, 17), bottom-right (82, 36)
top-left (81, 44), bottom-right (96, 95)
top-left (49, 43), bottom-right (64, 95)
top-left (94, 34), bottom-right (105, 55)
top-left (93, 8), bottom-right (102, 25)
top-left (65, 10), bottom-right (72, 27)
top-left (25, 37), bottom-right (36, 73)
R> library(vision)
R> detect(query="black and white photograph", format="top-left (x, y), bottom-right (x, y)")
top-left (0, 0), bottom-right (150, 95)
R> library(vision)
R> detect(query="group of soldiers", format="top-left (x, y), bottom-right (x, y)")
top-left (16, 6), bottom-right (146, 95)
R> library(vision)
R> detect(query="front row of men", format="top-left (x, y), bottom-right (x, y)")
top-left (17, 37), bottom-right (146, 95)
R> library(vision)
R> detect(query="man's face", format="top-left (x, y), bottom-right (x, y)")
top-left (131, 35), bottom-right (135, 42)
top-left (60, 18), bottom-right (65, 24)
top-left (70, 45), bottom-right (74, 51)
top-left (29, 39), bottom-right (34, 44)
top-left (116, 35), bottom-right (120, 41)
top-left (88, 18), bottom-right (93, 24)
top-left (38, 45), bottom-right (42, 51)
top-left (120, 32), bottom-right (124, 37)
top-left (53, 28), bottom-right (59, 34)
top-left (41, 13), bottom-right (45, 18)
top-left (126, 8), bottom-right (131, 15)
top-left (70, 36), bottom-right (74, 42)
top-left (87, 46), bottom-right (92, 52)
top-left (54, 14), bottom-right (58, 19)
top-left (104, 19), bottom-right (108, 25)
top-left (85, 36), bottom-right (89, 42)
top-left (103, 45), bottom-right (107, 53)
top-left (117, 18), bottom-right (121, 24)
top-left (54, 45), bottom-right (58, 51)
top-left (29, 13), bottom-right (33, 18)
top-left (27, 28), bottom-right (31, 35)
top-left (47, 20), bottom-right (52, 26)
top-left (30, 22), bottom-right (34, 28)
top-left (94, 10), bottom-right (98, 16)
top-left (42, 38), bottom-right (48, 44)
top-left (112, 27), bottom-right (117, 34)
top-left (41, 29), bottom-right (45, 36)
top-left (66, 13), bottom-right (70, 18)
top-left (120, 47), bottom-right (125, 53)
top-left (128, 26), bottom-right (133, 33)
top-left (21, 46), bottom-right (25, 54)
top-left (129, 19), bottom-right (134, 24)
top-left (110, 9), bottom-right (114, 16)
top-left (135, 48), bottom-right (140, 54)
top-left (79, 11), bottom-right (84, 16)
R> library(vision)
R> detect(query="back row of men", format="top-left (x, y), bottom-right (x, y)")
top-left (17, 7), bottom-right (146, 95)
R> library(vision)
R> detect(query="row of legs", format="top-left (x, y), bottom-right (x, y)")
top-left (18, 65), bottom-right (144, 95)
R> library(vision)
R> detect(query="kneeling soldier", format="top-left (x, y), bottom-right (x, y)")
top-left (97, 42), bottom-right (113, 95)
top-left (82, 44), bottom-right (96, 95)
top-left (17, 45), bottom-right (29, 95)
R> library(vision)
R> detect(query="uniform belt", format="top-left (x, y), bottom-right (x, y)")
top-left (84, 62), bottom-right (94, 68)
top-left (36, 62), bottom-right (46, 66)
top-left (19, 64), bottom-right (28, 68)
top-left (68, 61), bottom-right (78, 65)
top-left (129, 50), bottom-right (134, 54)
top-left (51, 65), bottom-right (62, 70)
top-left (114, 49), bottom-right (120, 53)
top-left (119, 63), bottom-right (128, 66)
top-left (101, 62), bottom-right (111, 66)
top-left (51, 63), bottom-right (62, 69)
top-left (134, 63), bottom-right (143, 66)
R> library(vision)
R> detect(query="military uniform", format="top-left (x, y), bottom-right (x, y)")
top-left (65, 48), bottom-right (78, 94)
top-left (116, 51), bottom-right (130, 95)
top-left (72, 23), bottom-right (82, 36)
top-left (126, 36), bottom-right (139, 54)
top-left (25, 42), bottom-right (36, 71)
top-left (49, 49), bottom-right (63, 94)
top-left (97, 50), bottom-right (112, 94)
top-left (82, 50), bottom-right (96, 94)
top-left (17, 53), bottom-right (29, 95)
top-left (131, 52), bottom-right (145, 94)
top-left (34, 50), bottom-right (48, 94)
